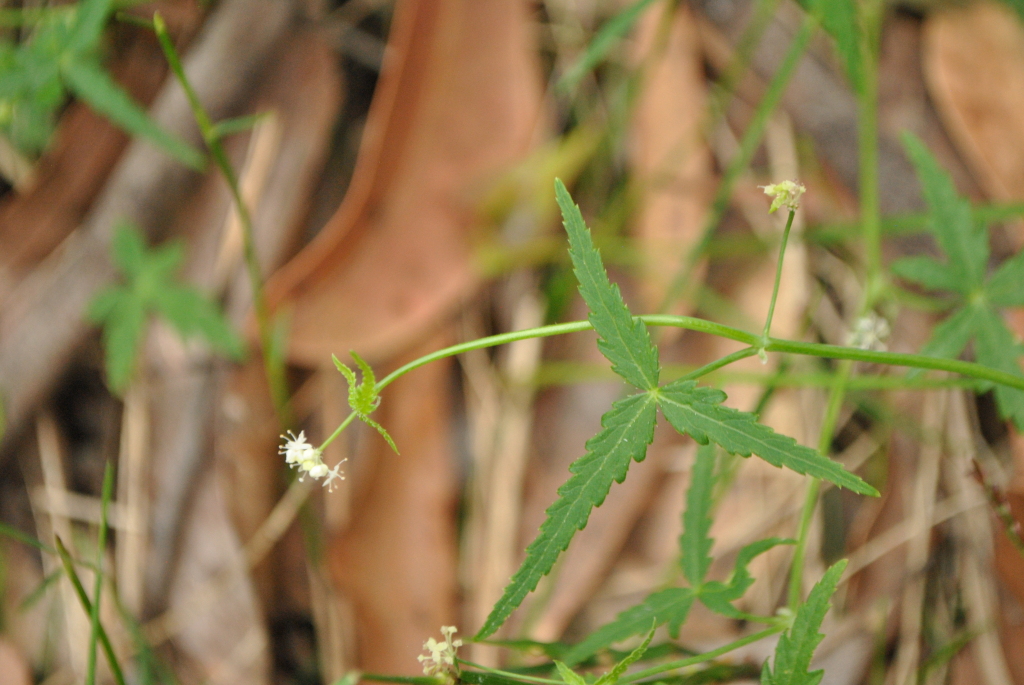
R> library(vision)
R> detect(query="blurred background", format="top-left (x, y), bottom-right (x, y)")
top-left (3, 0), bottom-right (1024, 684)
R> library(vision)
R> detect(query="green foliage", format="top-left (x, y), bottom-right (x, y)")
top-left (477, 392), bottom-right (658, 638)
top-left (760, 560), bottom-right (847, 685)
top-left (333, 352), bottom-right (399, 454)
top-left (657, 380), bottom-right (877, 495)
top-left (557, 0), bottom-right (662, 94)
top-left (798, 0), bottom-right (861, 92)
top-left (562, 447), bottom-right (790, 666)
top-left (894, 133), bottom-right (1024, 429)
top-left (477, 181), bottom-right (874, 641)
top-left (0, 0), bottom-right (203, 167)
top-left (88, 223), bottom-right (244, 394)
top-left (557, 179), bottom-right (660, 390)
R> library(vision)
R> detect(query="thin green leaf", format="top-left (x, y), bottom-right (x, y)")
top-left (0, 521), bottom-right (54, 555)
top-left (562, 588), bottom-right (693, 667)
top-left (557, 0), bottom-right (662, 93)
top-left (657, 380), bottom-right (877, 496)
top-left (806, 0), bottom-right (861, 91)
top-left (889, 255), bottom-right (962, 294)
top-left (477, 392), bottom-right (658, 639)
top-left (87, 463), bottom-right (114, 685)
top-left (62, 59), bottom-right (205, 170)
top-left (87, 286), bottom-right (130, 324)
top-left (19, 568), bottom-right (62, 612)
top-left (210, 112), bottom-right (268, 140)
top-left (363, 415), bottom-right (399, 455)
top-left (556, 179), bottom-right (659, 390)
top-left (973, 307), bottom-right (1024, 430)
top-left (761, 560), bottom-right (846, 685)
top-left (901, 133), bottom-right (986, 291)
top-left (555, 661), bottom-right (588, 685)
top-left (987, 249), bottom-right (1024, 306)
top-left (594, 626), bottom-right (655, 685)
top-left (53, 537), bottom-right (127, 685)
top-left (67, 0), bottom-right (113, 55)
top-left (698, 538), bottom-right (793, 618)
top-left (680, 444), bottom-right (715, 587)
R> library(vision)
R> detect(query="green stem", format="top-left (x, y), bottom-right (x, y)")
top-left (618, 626), bottom-right (784, 683)
top-left (857, 0), bottom-right (884, 312)
top-left (761, 209), bottom-right (796, 345)
top-left (681, 347), bottom-right (758, 381)
top-left (374, 315), bottom-right (1024, 395)
top-left (152, 13), bottom-right (291, 426)
top-left (318, 410), bottom-right (357, 452)
top-left (360, 675), bottom-right (442, 685)
top-left (657, 13), bottom-right (816, 313)
top-left (54, 537), bottom-right (127, 685)
top-left (456, 660), bottom-right (563, 685)
top-left (86, 463), bottom-right (115, 685)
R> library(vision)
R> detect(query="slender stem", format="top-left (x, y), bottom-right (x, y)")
top-left (658, 13), bottom-right (816, 313)
top-left (318, 411), bottom-right (357, 452)
top-left (857, 0), bottom-right (884, 312)
top-left (456, 659), bottom-right (563, 685)
top-left (762, 209), bottom-right (796, 343)
top-left (54, 537), bottom-right (127, 685)
top-left (787, 359), bottom-right (852, 610)
top-left (618, 626), bottom-right (784, 683)
top-left (373, 315), bottom-right (1024, 395)
top-left (681, 347), bottom-right (758, 381)
top-left (361, 675), bottom-right (441, 684)
top-left (86, 463), bottom-right (115, 685)
top-left (152, 13), bottom-right (291, 426)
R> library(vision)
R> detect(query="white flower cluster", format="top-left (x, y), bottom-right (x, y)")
top-left (418, 625), bottom-right (462, 679)
top-left (847, 313), bottom-right (891, 351)
top-left (279, 430), bottom-right (346, 491)
top-left (760, 180), bottom-right (806, 213)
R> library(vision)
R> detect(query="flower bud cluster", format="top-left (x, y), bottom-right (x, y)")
top-left (418, 626), bottom-right (463, 681)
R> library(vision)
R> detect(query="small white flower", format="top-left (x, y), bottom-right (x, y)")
top-left (323, 460), bottom-right (347, 492)
top-left (847, 313), bottom-right (891, 351)
top-left (279, 431), bottom-right (346, 489)
top-left (760, 180), bottom-right (806, 213)
top-left (418, 626), bottom-right (462, 680)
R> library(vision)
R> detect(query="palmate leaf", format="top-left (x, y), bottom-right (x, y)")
top-left (657, 380), bottom-right (877, 495)
top-left (761, 560), bottom-right (847, 685)
top-left (697, 538), bottom-right (792, 617)
top-left (973, 308), bottom-right (1024, 426)
top-left (556, 179), bottom-right (660, 390)
top-left (476, 392), bottom-right (658, 639)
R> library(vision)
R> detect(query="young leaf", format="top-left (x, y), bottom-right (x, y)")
top-left (333, 352), bottom-right (399, 454)
top-left (152, 286), bottom-right (244, 360)
top-left (561, 588), bottom-right (693, 667)
top-left (888, 255), bottom-right (961, 295)
top-left (593, 626), bottom-right (655, 685)
top-left (761, 559), bottom-right (847, 685)
top-left (973, 308), bottom-right (1024, 425)
top-left (657, 380), bottom-right (877, 495)
top-left (803, 0), bottom-right (861, 92)
top-left (986, 248), bottom-right (1024, 307)
top-left (556, 179), bottom-right (660, 390)
top-left (477, 392), bottom-right (658, 638)
top-left (680, 444), bottom-right (715, 587)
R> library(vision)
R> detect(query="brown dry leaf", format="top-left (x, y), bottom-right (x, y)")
top-left (631, 3), bottom-right (713, 312)
top-left (329, 329), bottom-right (459, 675)
top-left (265, 0), bottom-right (544, 366)
top-left (0, 639), bottom-right (31, 685)
top-left (923, 1), bottom-right (1024, 205)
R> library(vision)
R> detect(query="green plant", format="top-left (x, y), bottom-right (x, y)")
top-left (88, 223), bottom-right (243, 393)
top-left (0, 0), bottom-right (203, 167)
